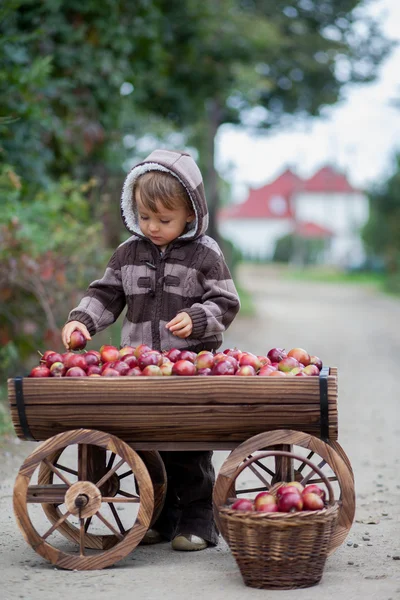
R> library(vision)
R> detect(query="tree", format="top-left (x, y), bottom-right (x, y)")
top-left (363, 155), bottom-right (400, 288)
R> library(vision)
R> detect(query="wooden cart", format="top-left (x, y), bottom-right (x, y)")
top-left (8, 366), bottom-right (355, 570)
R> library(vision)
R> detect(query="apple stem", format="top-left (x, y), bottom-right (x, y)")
top-left (37, 350), bottom-right (44, 358)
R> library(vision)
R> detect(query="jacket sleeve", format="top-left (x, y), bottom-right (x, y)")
top-left (184, 254), bottom-right (240, 340)
top-left (66, 251), bottom-right (126, 336)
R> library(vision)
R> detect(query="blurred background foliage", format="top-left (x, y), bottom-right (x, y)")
top-left (0, 0), bottom-right (397, 386)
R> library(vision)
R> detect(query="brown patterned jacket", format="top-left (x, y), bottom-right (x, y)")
top-left (66, 149), bottom-right (240, 352)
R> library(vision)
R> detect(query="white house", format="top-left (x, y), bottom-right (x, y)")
top-left (218, 166), bottom-right (369, 266)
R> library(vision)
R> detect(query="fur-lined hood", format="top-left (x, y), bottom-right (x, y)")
top-left (121, 149), bottom-right (209, 241)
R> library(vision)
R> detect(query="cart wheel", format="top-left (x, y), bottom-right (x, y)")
top-left (38, 449), bottom-right (166, 550)
top-left (213, 429), bottom-right (355, 555)
top-left (13, 429), bottom-right (154, 570)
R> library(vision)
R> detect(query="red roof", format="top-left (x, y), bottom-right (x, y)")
top-left (218, 165), bottom-right (358, 221)
top-left (294, 221), bottom-right (333, 239)
top-left (302, 166), bottom-right (357, 193)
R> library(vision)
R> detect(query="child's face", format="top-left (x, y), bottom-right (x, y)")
top-left (136, 191), bottom-right (195, 250)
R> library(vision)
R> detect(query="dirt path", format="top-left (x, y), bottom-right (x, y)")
top-left (1, 264), bottom-right (399, 599)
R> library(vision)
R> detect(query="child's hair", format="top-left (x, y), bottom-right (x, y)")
top-left (135, 171), bottom-right (193, 214)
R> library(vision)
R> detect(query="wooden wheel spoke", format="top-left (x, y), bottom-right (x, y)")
top-left (84, 516), bottom-right (92, 533)
top-left (53, 463), bottom-right (78, 477)
top-left (301, 459), bottom-right (327, 486)
top-left (108, 503), bottom-right (126, 535)
top-left (102, 496), bottom-right (139, 503)
top-left (42, 510), bottom-right (71, 540)
top-left (247, 463), bottom-right (271, 488)
top-left (27, 484), bottom-right (68, 504)
top-left (78, 444), bottom-right (88, 481)
top-left (96, 458), bottom-right (125, 489)
top-left (118, 470), bottom-right (133, 480)
top-left (117, 489), bottom-right (139, 499)
top-left (306, 476), bottom-right (338, 485)
top-left (95, 511), bottom-right (124, 540)
top-left (237, 485), bottom-right (268, 495)
top-left (42, 458), bottom-right (72, 487)
top-left (79, 518), bottom-right (85, 556)
top-left (107, 453), bottom-right (116, 471)
top-left (252, 458), bottom-right (275, 478)
top-left (296, 451), bottom-right (315, 474)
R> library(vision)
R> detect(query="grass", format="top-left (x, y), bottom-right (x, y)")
top-left (277, 265), bottom-right (387, 290)
top-left (0, 384), bottom-right (13, 440)
top-left (236, 282), bottom-right (255, 317)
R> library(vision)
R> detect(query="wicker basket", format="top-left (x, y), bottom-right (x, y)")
top-left (218, 450), bottom-right (339, 590)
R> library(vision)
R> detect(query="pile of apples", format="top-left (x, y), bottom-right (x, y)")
top-left (230, 482), bottom-right (327, 513)
top-left (29, 330), bottom-right (323, 378)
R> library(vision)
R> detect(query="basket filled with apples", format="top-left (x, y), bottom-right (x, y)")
top-left (218, 450), bottom-right (339, 590)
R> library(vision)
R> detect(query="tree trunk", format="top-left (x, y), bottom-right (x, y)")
top-left (204, 98), bottom-right (222, 245)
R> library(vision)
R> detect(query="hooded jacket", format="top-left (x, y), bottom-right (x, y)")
top-left (66, 149), bottom-right (240, 352)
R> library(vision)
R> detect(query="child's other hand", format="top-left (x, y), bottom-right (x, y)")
top-left (166, 312), bottom-right (193, 338)
top-left (62, 321), bottom-right (91, 350)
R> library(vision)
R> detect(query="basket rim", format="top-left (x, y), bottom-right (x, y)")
top-left (218, 503), bottom-right (339, 520)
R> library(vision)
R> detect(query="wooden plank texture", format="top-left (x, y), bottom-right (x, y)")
top-left (8, 370), bottom-right (338, 444)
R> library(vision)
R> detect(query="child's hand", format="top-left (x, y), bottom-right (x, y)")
top-left (62, 321), bottom-right (91, 350)
top-left (166, 312), bottom-right (193, 338)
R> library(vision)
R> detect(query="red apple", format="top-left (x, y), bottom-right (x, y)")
top-left (67, 354), bottom-right (87, 371)
top-left (223, 347), bottom-right (242, 361)
top-left (302, 364), bottom-right (320, 376)
top-left (178, 350), bottom-right (197, 363)
top-left (171, 360), bottom-right (197, 376)
top-left (101, 366), bottom-right (121, 377)
top-left (287, 347), bottom-right (310, 366)
top-left (212, 359), bottom-right (236, 375)
top-left (40, 350), bottom-right (56, 363)
top-left (100, 345), bottom-right (120, 363)
top-left (254, 492), bottom-right (277, 511)
top-left (285, 481), bottom-right (304, 494)
top-left (119, 346), bottom-right (135, 358)
top-left (258, 355), bottom-right (272, 367)
top-left (87, 365), bottom-right (102, 376)
top-left (195, 351), bottom-right (214, 370)
top-left (276, 485), bottom-right (303, 499)
top-left (62, 352), bottom-right (76, 369)
top-left (257, 502), bottom-right (279, 513)
top-left (126, 367), bottom-right (142, 376)
top-left (65, 366), bottom-right (87, 377)
top-left (69, 330), bottom-right (87, 351)
top-left (267, 348), bottom-right (287, 363)
top-left (303, 484), bottom-right (326, 501)
top-left (278, 357), bottom-right (300, 372)
top-left (302, 492), bottom-right (324, 511)
top-left (160, 361), bottom-right (173, 376)
top-left (141, 365), bottom-right (163, 376)
top-left (258, 365), bottom-right (277, 376)
top-left (164, 348), bottom-right (181, 362)
top-left (110, 360), bottom-right (130, 376)
top-left (278, 492), bottom-right (303, 512)
top-left (235, 365), bottom-right (256, 376)
top-left (29, 365), bottom-right (51, 377)
top-left (138, 350), bottom-right (162, 370)
top-left (84, 352), bottom-right (100, 367)
top-left (309, 355), bottom-right (323, 371)
top-left (231, 498), bottom-right (253, 511)
top-left (124, 355), bottom-right (138, 368)
top-left (49, 362), bottom-right (66, 377)
top-left (239, 352), bottom-right (261, 371)
top-left (197, 367), bottom-right (212, 376)
top-left (269, 370), bottom-right (286, 377)
top-left (133, 344), bottom-right (152, 358)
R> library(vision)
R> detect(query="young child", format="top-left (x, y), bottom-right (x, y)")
top-left (61, 149), bottom-right (240, 551)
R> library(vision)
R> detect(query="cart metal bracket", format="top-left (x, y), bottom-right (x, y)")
top-left (14, 377), bottom-right (36, 441)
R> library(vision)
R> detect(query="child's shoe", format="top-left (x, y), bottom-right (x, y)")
top-left (140, 528), bottom-right (163, 545)
top-left (171, 533), bottom-right (208, 551)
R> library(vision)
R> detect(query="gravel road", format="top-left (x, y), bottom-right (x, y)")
top-left (1, 264), bottom-right (399, 600)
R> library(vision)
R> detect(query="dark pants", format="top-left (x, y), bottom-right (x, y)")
top-left (153, 450), bottom-right (219, 545)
